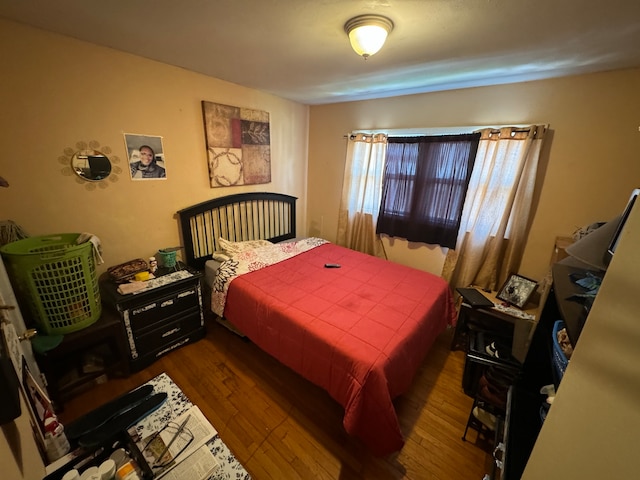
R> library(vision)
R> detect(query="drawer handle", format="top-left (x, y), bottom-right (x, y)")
top-left (161, 299), bottom-right (175, 308)
top-left (162, 327), bottom-right (181, 338)
top-left (132, 303), bottom-right (157, 315)
top-left (493, 441), bottom-right (505, 469)
top-left (156, 337), bottom-right (189, 357)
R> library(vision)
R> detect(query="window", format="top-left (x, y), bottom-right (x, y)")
top-left (376, 134), bottom-right (480, 249)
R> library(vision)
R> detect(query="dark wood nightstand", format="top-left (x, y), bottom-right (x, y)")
top-left (35, 309), bottom-right (129, 410)
top-left (99, 263), bottom-right (205, 372)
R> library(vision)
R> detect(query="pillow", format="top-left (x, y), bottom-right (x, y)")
top-left (212, 251), bottom-right (231, 262)
top-left (218, 238), bottom-right (273, 256)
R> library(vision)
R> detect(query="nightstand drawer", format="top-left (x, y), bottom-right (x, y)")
top-left (134, 311), bottom-right (203, 353)
top-left (131, 327), bottom-right (206, 372)
top-left (128, 286), bottom-right (199, 331)
top-left (132, 304), bottom-right (200, 336)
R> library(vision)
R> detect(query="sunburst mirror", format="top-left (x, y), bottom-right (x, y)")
top-left (59, 140), bottom-right (123, 190)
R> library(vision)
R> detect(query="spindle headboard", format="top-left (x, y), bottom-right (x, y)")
top-left (177, 192), bottom-right (297, 270)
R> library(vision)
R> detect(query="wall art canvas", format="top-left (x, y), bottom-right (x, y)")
top-left (124, 133), bottom-right (167, 180)
top-left (202, 101), bottom-right (271, 187)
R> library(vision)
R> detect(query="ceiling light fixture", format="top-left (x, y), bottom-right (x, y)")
top-left (344, 14), bottom-right (394, 59)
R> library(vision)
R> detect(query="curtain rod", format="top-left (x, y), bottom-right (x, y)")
top-left (345, 126), bottom-right (544, 138)
top-left (489, 127), bottom-right (529, 134)
top-left (345, 125), bottom-right (548, 140)
top-left (486, 127), bottom-right (541, 135)
top-left (343, 133), bottom-right (386, 140)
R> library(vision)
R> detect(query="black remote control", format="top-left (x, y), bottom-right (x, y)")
top-left (324, 263), bottom-right (341, 268)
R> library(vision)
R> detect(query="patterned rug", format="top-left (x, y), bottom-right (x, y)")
top-left (133, 372), bottom-right (250, 480)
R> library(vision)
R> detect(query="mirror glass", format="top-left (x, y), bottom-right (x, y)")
top-left (71, 149), bottom-right (112, 182)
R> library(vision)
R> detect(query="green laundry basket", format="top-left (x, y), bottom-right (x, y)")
top-left (0, 233), bottom-right (101, 335)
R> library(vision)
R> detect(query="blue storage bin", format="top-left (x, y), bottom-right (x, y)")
top-left (552, 320), bottom-right (570, 380)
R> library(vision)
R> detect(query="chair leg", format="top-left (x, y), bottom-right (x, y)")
top-left (463, 396), bottom-right (500, 442)
top-left (462, 398), bottom-right (479, 441)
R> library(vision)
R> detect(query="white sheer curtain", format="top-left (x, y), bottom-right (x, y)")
top-left (336, 133), bottom-right (387, 257)
top-left (442, 125), bottom-right (547, 290)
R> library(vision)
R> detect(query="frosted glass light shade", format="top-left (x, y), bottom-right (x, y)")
top-left (348, 25), bottom-right (388, 57)
top-left (345, 15), bottom-right (394, 58)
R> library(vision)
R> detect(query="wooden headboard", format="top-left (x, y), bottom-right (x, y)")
top-left (177, 192), bottom-right (297, 270)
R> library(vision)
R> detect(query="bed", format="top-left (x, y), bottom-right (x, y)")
top-left (177, 192), bottom-right (456, 456)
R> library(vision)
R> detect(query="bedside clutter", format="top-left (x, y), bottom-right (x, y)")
top-left (493, 260), bottom-right (602, 479)
top-left (44, 373), bottom-right (249, 480)
top-left (453, 284), bottom-right (544, 479)
top-left (99, 262), bottom-right (205, 373)
top-left (452, 286), bottom-right (540, 364)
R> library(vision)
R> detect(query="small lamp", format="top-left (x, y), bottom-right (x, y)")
top-left (344, 15), bottom-right (394, 59)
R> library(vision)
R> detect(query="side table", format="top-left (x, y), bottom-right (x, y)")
top-left (100, 263), bottom-right (205, 372)
top-left (452, 287), bottom-right (539, 364)
top-left (36, 310), bottom-right (129, 410)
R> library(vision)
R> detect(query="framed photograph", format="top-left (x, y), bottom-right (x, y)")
top-left (497, 273), bottom-right (538, 309)
top-left (124, 133), bottom-right (167, 180)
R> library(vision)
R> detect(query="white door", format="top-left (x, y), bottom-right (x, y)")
top-left (0, 259), bottom-right (44, 387)
top-left (1, 258), bottom-right (47, 478)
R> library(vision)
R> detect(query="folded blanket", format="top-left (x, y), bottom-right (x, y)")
top-left (117, 281), bottom-right (147, 295)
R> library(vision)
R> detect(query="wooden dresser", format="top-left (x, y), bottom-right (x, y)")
top-left (99, 263), bottom-right (205, 372)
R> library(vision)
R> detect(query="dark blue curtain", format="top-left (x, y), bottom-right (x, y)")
top-left (376, 133), bottom-right (480, 249)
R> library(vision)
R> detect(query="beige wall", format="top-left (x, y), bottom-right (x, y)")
top-left (3, 19), bottom-right (638, 286)
top-left (308, 69), bottom-right (640, 282)
top-left (0, 19), bottom-right (309, 274)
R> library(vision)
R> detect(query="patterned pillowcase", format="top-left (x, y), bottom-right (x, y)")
top-left (218, 238), bottom-right (273, 256)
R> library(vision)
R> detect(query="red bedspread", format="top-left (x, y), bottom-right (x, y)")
top-left (222, 242), bottom-right (456, 456)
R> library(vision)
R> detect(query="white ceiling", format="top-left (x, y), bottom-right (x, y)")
top-left (2, 0), bottom-right (640, 105)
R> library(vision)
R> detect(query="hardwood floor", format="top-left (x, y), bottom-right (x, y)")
top-left (59, 322), bottom-right (493, 480)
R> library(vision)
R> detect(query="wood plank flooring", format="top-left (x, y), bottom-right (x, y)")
top-left (59, 322), bottom-right (493, 479)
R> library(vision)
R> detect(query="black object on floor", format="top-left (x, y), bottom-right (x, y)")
top-left (77, 392), bottom-right (167, 447)
top-left (66, 384), bottom-right (154, 440)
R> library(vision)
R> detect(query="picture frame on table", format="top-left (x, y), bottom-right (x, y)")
top-left (497, 273), bottom-right (538, 309)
